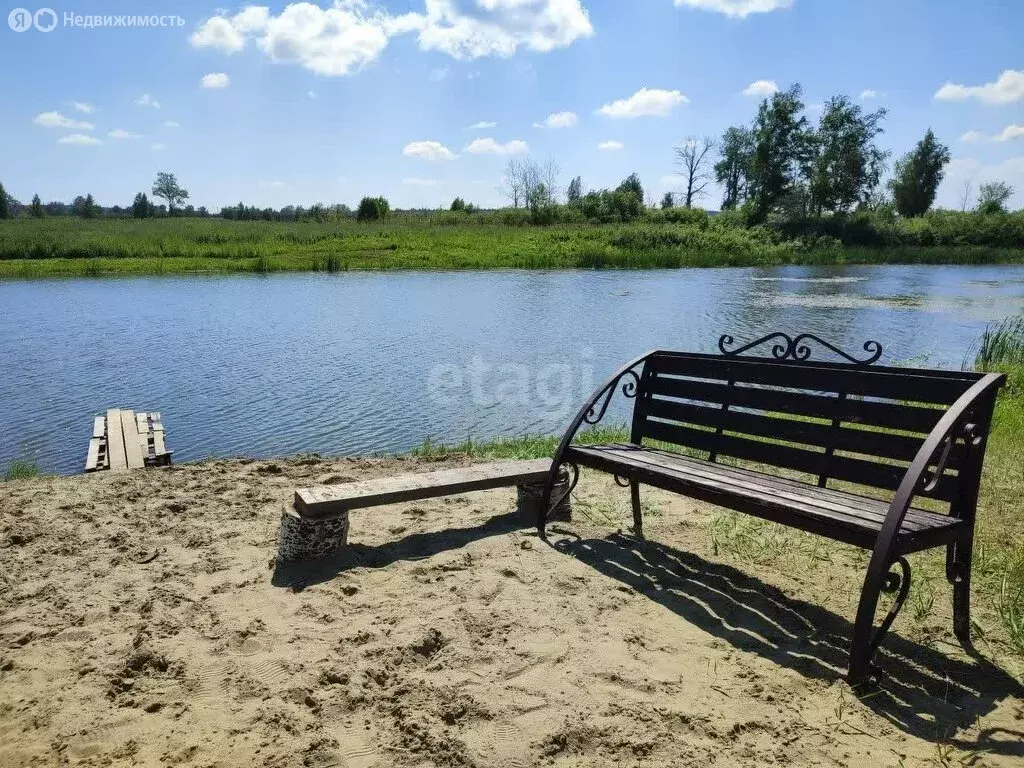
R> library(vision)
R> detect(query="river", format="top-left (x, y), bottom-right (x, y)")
top-left (2, 264), bottom-right (1022, 475)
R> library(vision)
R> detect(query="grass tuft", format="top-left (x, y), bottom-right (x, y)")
top-left (4, 457), bottom-right (40, 481)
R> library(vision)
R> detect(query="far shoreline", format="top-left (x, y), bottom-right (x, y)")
top-left (3, 246), bottom-right (1023, 279)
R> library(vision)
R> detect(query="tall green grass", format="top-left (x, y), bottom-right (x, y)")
top-left (4, 456), bottom-right (40, 481)
top-left (967, 315), bottom-right (1024, 395)
top-left (2, 217), bottom-right (1023, 278)
top-left (970, 315), bottom-right (1024, 369)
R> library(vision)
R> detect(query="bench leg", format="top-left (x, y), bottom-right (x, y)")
top-left (630, 481), bottom-right (643, 538)
top-left (538, 462), bottom-right (579, 535)
top-left (947, 537), bottom-right (973, 644)
top-left (848, 557), bottom-right (911, 688)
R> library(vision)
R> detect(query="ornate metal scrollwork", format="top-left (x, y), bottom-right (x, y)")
top-left (718, 333), bottom-right (883, 366)
top-left (867, 557), bottom-right (911, 660)
top-left (613, 475), bottom-right (632, 488)
top-left (584, 368), bottom-right (641, 425)
top-left (919, 435), bottom-right (954, 493)
top-left (550, 462), bottom-right (580, 513)
top-left (919, 420), bottom-right (981, 494)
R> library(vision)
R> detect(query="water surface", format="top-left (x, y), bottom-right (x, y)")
top-left (1, 264), bottom-right (1022, 475)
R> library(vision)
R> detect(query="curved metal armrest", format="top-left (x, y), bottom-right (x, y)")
top-left (872, 373), bottom-right (1005, 559)
top-left (548, 350), bottom-right (657, 468)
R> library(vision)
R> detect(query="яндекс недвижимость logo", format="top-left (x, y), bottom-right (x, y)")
top-left (8, 7), bottom-right (57, 32)
top-left (8, 9), bottom-right (182, 32)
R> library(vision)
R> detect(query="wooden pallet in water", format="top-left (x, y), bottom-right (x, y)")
top-left (85, 409), bottom-right (172, 473)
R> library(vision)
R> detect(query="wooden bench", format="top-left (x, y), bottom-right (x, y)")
top-left (295, 459), bottom-right (555, 518)
top-left (538, 333), bottom-right (1005, 687)
top-left (281, 460), bottom-right (569, 562)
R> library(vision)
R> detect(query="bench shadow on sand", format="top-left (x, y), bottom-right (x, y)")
top-left (272, 515), bottom-right (1023, 753)
top-left (555, 530), bottom-right (1024, 754)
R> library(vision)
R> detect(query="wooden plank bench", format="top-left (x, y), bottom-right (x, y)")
top-left (281, 460), bottom-right (569, 562)
top-left (538, 333), bottom-right (1005, 688)
top-left (296, 459), bottom-right (554, 518)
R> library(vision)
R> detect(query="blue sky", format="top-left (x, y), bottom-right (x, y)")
top-left (2, 0), bottom-right (1022, 211)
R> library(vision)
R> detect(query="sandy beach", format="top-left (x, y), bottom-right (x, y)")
top-left (2, 455), bottom-right (1022, 767)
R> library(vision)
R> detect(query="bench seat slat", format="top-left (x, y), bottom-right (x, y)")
top-left (599, 443), bottom-right (947, 530)
top-left (296, 459), bottom-right (552, 518)
top-left (566, 444), bottom-right (965, 553)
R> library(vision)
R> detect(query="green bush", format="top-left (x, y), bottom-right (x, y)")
top-left (763, 209), bottom-right (1024, 249)
top-left (356, 196), bottom-right (390, 222)
top-left (648, 207), bottom-right (711, 228)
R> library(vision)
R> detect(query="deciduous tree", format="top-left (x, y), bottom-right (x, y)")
top-left (566, 176), bottom-right (583, 204)
top-left (616, 173), bottom-right (644, 208)
top-left (29, 194), bottom-right (43, 217)
top-left (714, 126), bottom-right (754, 210)
top-left (674, 136), bottom-right (715, 208)
top-left (808, 96), bottom-right (888, 215)
top-left (977, 181), bottom-right (1014, 215)
top-left (356, 196), bottom-right (390, 222)
top-left (132, 192), bottom-right (152, 218)
top-left (151, 172), bottom-right (189, 213)
top-left (889, 129), bottom-right (950, 218)
top-left (500, 158), bottom-right (525, 208)
top-left (748, 85), bottom-right (809, 220)
top-left (0, 182), bottom-right (9, 219)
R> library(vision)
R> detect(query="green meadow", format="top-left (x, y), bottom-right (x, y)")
top-left (1, 215), bottom-right (1022, 278)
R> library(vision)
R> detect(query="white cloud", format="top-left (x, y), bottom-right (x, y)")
top-left (33, 111), bottom-right (94, 131)
top-left (136, 93), bottom-right (161, 109)
top-left (429, 66), bottom-right (450, 81)
top-left (403, 140), bottom-right (457, 161)
top-left (673, 0), bottom-right (793, 18)
top-left (151, 143), bottom-right (167, 151)
top-left (410, 0), bottom-right (594, 60)
top-left (959, 125), bottom-right (1024, 143)
top-left (201, 72), bottom-right (231, 89)
top-left (598, 140), bottom-right (624, 151)
top-left (402, 177), bottom-right (443, 186)
top-left (190, 2), bottom-right (594, 74)
top-left (70, 101), bottom-right (96, 114)
top-left (108, 129), bottom-right (142, 140)
top-left (742, 79), bottom-right (778, 97)
top-left (464, 137), bottom-right (529, 155)
top-left (191, 3), bottom-right (390, 76)
top-left (935, 70), bottom-right (1024, 105)
top-left (660, 174), bottom-right (686, 187)
top-left (995, 124), bottom-right (1024, 142)
top-left (598, 88), bottom-right (688, 118)
top-left (259, 180), bottom-right (286, 188)
top-left (164, 120), bottom-right (180, 128)
top-left (308, 90), bottom-right (318, 99)
top-left (57, 134), bottom-right (101, 146)
top-left (467, 121), bottom-right (497, 130)
top-left (860, 89), bottom-right (878, 100)
top-left (534, 110), bottom-right (578, 129)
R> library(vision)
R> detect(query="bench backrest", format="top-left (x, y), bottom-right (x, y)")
top-left (630, 348), bottom-right (989, 503)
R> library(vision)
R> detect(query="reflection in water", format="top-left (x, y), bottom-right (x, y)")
top-left (750, 276), bottom-right (868, 283)
top-left (1, 264), bottom-right (1022, 474)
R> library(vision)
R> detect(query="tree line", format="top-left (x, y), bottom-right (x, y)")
top-left (706, 84), bottom-right (1016, 219)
